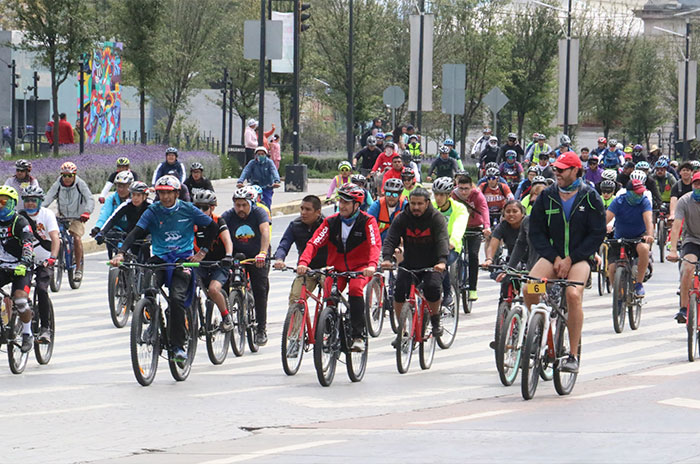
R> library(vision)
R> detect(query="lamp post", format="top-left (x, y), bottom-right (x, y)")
top-left (347, 0), bottom-right (354, 162)
top-left (258, 0), bottom-right (266, 145)
top-left (10, 60), bottom-right (17, 156)
top-left (33, 71), bottom-right (39, 154)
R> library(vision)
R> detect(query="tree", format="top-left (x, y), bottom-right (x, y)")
top-left (8, 0), bottom-right (96, 155)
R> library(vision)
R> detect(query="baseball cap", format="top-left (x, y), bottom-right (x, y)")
top-left (692, 172), bottom-right (700, 183)
top-left (627, 179), bottom-right (645, 194)
top-left (552, 151), bottom-right (582, 170)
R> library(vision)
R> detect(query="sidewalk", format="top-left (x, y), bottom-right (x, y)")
top-left (79, 178), bottom-right (330, 253)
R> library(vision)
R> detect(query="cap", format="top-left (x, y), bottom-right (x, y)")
top-left (627, 179), bottom-right (645, 194)
top-left (693, 172), bottom-right (700, 183)
top-left (552, 151), bottom-right (582, 170)
top-left (624, 153), bottom-right (633, 160)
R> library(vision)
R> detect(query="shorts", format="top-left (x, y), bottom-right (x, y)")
top-left (394, 268), bottom-right (442, 303)
top-left (68, 219), bottom-right (85, 237)
top-left (682, 242), bottom-right (700, 259)
top-left (199, 267), bottom-right (229, 288)
top-left (0, 268), bottom-right (31, 294)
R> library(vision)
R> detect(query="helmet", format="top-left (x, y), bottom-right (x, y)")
top-left (337, 183), bottom-right (365, 204)
top-left (366, 135), bottom-right (377, 146)
top-left (384, 178), bottom-right (404, 193)
top-left (630, 170), bottom-right (647, 183)
top-left (21, 185), bottom-right (44, 201)
top-left (600, 180), bottom-right (616, 193)
top-left (537, 133), bottom-right (547, 141)
top-left (154, 175), bottom-right (181, 191)
top-left (338, 160), bottom-right (352, 171)
top-left (384, 142), bottom-right (396, 151)
top-left (444, 138), bottom-right (455, 146)
top-left (601, 169), bottom-right (617, 181)
top-left (488, 136), bottom-right (498, 143)
top-left (0, 185), bottom-right (18, 202)
top-left (247, 185), bottom-right (263, 199)
top-left (350, 173), bottom-right (366, 187)
top-left (432, 177), bottom-right (455, 193)
top-left (532, 132), bottom-right (540, 139)
top-left (659, 155), bottom-right (670, 162)
top-left (598, 137), bottom-right (607, 144)
top-left (655, 159), bottom-right (668, 169)
top-left (165, 147), bottom-right (178, 156)
top-left (116, 157), bottom-right (130, 166)
top-left (691, 160), bottom-right (700, 170)
top-left (507, 132), bottom-right (517, 140)
top-left (439, 145), bottom-right (450, 154)
top-left (505, 149), bottom-right (517, 159)
top-left (191, 162), bottom-right (204, 171)
top-left (527, 166), bottom-right (540, 174)
top-left (60, 162), bottom-right (77, 175)
top-left (531, 175), bottom-right (546, 185)
top-left (129, 181), bottom-right (149, 194)
top-left (375, 132), bottom-right (385, 140)
top-left (608, 139), bottom-right (617, 147)
top-left (633, 144), bottom-right (644, 151)
top-left (114, 171), bottom-right (134, 185)
top-left (232, 187), bottom-right (254, 201)
top-left (635, 161), bottom-right (650, 171)
top-left (624, 146), bottom-right (633, 154)
top-left (485, 162), bottom-right (499, 171)
top-left (384, 132), bottom-right (393, 139)
top-left (401, 150), bottom-right (412, 164)
top-left (485, 167), bottom-right (499, 178)
top-left (254, 146), bottom-right (268, 155)
top-left (560, 135), bottom-right (571, 146)
top-left (401, 167), bottom-right (415, 179)
top-left (193, 189), bottom-right (217, 206)
top-left (15, 159), bottom-right (31, 171)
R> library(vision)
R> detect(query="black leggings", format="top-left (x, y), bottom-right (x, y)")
top-left (33, 266), bottom-right (52, 329)
top-left (466, 230), bottom-right (482, 290)
top-left (246, 263), bottom-right (269, 330)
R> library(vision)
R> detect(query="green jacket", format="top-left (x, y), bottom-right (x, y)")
top-left (432, 198), bottom-right (469, 253)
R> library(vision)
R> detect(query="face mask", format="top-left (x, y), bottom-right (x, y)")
top-left (25, 207), bottom-right (38, 215)
top-left (693, 188), bottom-right (700, 202)
top-left (559, 177), bottom-right (581, 193)
top-left (0, 199), bottom-right (16, 221)
top-left (341, 207), bottom-right (360, 225)
top-left (549, 157), bottom-right (556, 164)
top-left (626, 191), bottom-right (643, 205)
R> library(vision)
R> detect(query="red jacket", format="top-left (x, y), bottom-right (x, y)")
top-left (371, 152), bottom-right (395, 173)
top-left (46, 119), bottom-right (75, 144)
top-left (299, 211), bottom-right (381, 272)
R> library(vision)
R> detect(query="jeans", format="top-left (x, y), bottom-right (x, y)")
top-left (261, 187), bottom-right (273, 209)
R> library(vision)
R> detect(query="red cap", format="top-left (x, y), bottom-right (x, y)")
top-left (627, 179), bottom-right (645, 194)
top-left (553, 151), bottom-right (582, 170)
top-left (624, 153), bottom-right (633, 160)
top-left (692, 172), bottom-right (700, 183)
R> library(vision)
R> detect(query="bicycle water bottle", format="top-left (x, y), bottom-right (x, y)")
top-left (0, 300), bottom-right (8, 325)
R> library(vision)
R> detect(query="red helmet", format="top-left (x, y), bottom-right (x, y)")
top-left (337, 183), bottom-right (365, 204)
top-left (597, 137), bottom-right (607, 144)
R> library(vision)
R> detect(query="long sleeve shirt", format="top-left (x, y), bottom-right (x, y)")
top-left (244, 126), bottom-right (258, 149)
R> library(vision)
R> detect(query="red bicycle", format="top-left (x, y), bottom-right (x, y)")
top-left (278, 267), bottom-right (325, 375)
top-left (676, 257), bottom-right (700, 362)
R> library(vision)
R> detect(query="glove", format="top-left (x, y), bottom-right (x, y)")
top-left (46, 257), bottom-right (56, 267)
top-left (21, 245), bottom-right (33, 265)
top-left (221, 255), bottom-right (233, 270)
top-left (98, 197), bottom-right (105, 204)
top-left (80, 212), bottom-right (90, 223)
top-left (14, 264), bottom-right (27, 276)
top-left (95, 234), bottom-right (104, 245)
top-left (90, 227), bottom-right (100, 237)
top-left (255, 252), bottom-right (267, 266)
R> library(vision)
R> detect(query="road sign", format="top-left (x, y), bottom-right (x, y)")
top-left (442, 64), bottom-right (466, 91)
top-left (442, 88), bottom-right (465, 115)
top-left (482, 87), bottom-right (509, 114)
top-left (383, 86), bottom-right (405, 109)
top-left (679, 60), bottom-right (697, 141)
top-left (243, 20), bottom-right (284, 60)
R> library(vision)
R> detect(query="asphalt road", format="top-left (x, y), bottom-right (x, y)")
top-left (3, 213), bottom-right (700, 464)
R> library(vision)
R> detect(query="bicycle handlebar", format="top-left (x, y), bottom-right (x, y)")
top-left (604, 238), bottom-right (646, 245)
top-left (522, 275), bottom-right (585, 287)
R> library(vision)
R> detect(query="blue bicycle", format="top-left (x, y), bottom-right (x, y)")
top-left (50, 217), bottom-right (83, 291)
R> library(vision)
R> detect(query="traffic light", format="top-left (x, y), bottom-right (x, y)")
top-left (300, 3), bottom-right (311, 32)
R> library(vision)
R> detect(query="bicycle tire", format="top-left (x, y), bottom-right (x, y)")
top-left (437, 282), bottom-right (460, 349)
top-left (205, 296), bottom-right (230, 365)
top-left (313, 306), bottom-right (338, 387)
top-left (612, 266), bottom-right (627, 333)
top-left (657, 219), bottom-right (665, 263)
top-left (245, 293), bottom-right (259, 353)
top-left (108, 267), bottom-right (130, 328)
top-left (553, 317), bottom-right (580, 396)
top-left (494, 300), bottom-right (510, 363)
top-left (7, 311), bottom-right (28, 374)
top-left (364, 275), bottom-right (385, 337)
top-left (388, 297), bottom-right (399, 334)
top-left (458, 258), bottom-right (471, 314)
top-left (497, 306), bottom-right (523, 387)
top-left (346, 330), bottom-right (368, 382)
top-left (281, 303), bottom-right (306, 376)
top-left (597, 250), bottom-right (605, 297)
top-left (130, 298), bottom-right (160, 386)
top-left (68, 256), bottom-right (83, 290)
top-left (228, 290), bottom-right (246, 357)
top-left (419, 310), bottom-right (436, 370)
top-left (628, 299), bottom-right (642, 330)
top-left (688, 294), bottom-right (699, 362)
top-left (50, 244), bottom-right (64, 292)
top-left (521, 312), bottom-right (544, 400)
top-left (396, 302), bottom-right (414, 374)
top-left (34, 298), bottom-right (55, 365)
top-left (169, 302), bottom-right (199, 381)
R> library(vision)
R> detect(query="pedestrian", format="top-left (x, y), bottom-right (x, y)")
top-left (244, 118), bottom-right (259, 165)
top-left (269, 134), bottom-right (281, 170)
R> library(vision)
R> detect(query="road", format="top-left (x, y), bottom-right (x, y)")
top-left (3, 212), bottom-right (700, 464)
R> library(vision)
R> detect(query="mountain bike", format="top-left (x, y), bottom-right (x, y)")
top-left (675, 257), bottom-right (700, 362)
top-left (457, 230), bottom-right (484, 314)
top-left (51, 217), bottom-right (83, 291)
top-left (227, 253), bottom-right (266, 357)
top-left (597, 240), bottom-right (611, 296)
top-left (105, 236), bottom-right (151, 328)
top-left (655, 205), bottom-right (669, 262)
top-left (607, 238), bottom-right (646, 334)
top-left (192, 261), bottom-right (232, 365)
top-left (364, 269), bottom-right (398, 337)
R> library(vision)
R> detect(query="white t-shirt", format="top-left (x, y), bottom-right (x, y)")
top-left (25, 207), bottom-right (58, 262)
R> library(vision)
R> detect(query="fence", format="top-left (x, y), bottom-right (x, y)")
top-left (120, 130), bottom-right (222, 153)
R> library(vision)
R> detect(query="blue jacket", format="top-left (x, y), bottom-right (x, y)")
top-left (96, 192), bottom-right (126, 229)
top-left (238, 156), bottom-right (280, 187)
top-left (602, 149), bottom-right (624, 169)
top-left (152, 160), bottom-right (186, 185)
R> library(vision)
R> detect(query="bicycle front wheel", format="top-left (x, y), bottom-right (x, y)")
top-left (497, 306), bottom-right (523, 386)
top-left (7, 312), bottom-right (28, 374)
top-left (364, 275), bottom-right (385, 337)
top-left (553, 317), bottom-right (579, 396)
top-left (494, 300), bottom-right (510, 362)
top-left (108, 267), bottom-right (130, 328)
top-left (313, 306), bottom-right (338, 386)
top-left (50, 246), bottom-right (64, 292)
top-left (612, 267), bottom-right (627, 334)
top-left (437, 282), bottom-right (460, 350)
top-left (205, 294), bottom-right (230, 365)
top-left (346, 331), bottom-right (368, 382)
top-left (628, 299), bottom-right (642, 331)
top-left (657, 219), bottom-right (665, 263)
top-left (34, 298), bottom-right (55, 365)
top-left (169, 303), bottom-right (199, 381)
top-left (396, 303), bottom-right (414, 374)
top-left (419, 310), bottom-right (436, 370)
top-left (130, 298), bottom-right (160, 386)
top-left (68, 256), bottom-right (83, 290)
top-left (688, 294), bottom-right (699, 362)
top-left (228, 290), bottom-right (246, 357)
top-left (281, 303), bottom-right (306, 376)
top-left (521, 312), bottom-right (544, 400)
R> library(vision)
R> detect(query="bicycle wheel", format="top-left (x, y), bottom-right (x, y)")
top-left (688, 294), bottom-right (699, 362)
top-left (494, 300), bottom-right (510, 362)
top-left (657, 219), bottom-right (665, 263)
top-left (553, 317), bottom-right (580, 396)
top-left (169, 303), bottom-right (199, 381)
top-left (458, 258), bottom-right (471, 314)
top-left (228, 290), bottom-right (246, 357)
top-left (130, 298), bottom-right (160, 386)
top-left (7, 312), bottom-right (28, 374)
top-left (521, 312), bottom-right (544, 400)
top-left (628, 298), bottom-right (642, 331)
top-left (364, 275), bottom-right (385, 337)
top-left (597, 247), bottom-right (605, 297)
top-left (205, 295), bottom-right (230, 365)
top-left (108, 267), bottom-right (131, 328)
top-left (68, 256), bottom-right (83, 290)
top-left (396, 303), bottom-right (414, 374)
top-left (419, 310), bottom-right (436, 370)
top-left (437, 282), bottom-right (459, 349)
top-left (313, 306), bottom-right (338, 387)
top-left (245, 293), bottom-right (259, 353)
top-left (497, 306), bottom-right (523, 387)
top-left (50, 245), bottom-right (64, 292)
top-left (388, 297), bottom-right (399, 334)
top-left (34, 298), bottom-right (55, 365)
top-left (612, 266), bottom-right (627, 334)
top-left (346, 328), bottom-right (368, 382)
top-left (281, 303), bottom-right (306, 376)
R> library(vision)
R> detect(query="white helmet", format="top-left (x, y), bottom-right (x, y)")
top-left (630, 170), bottom-right (647, 183)
top-left (601, 169), bottom-right (617, 181)
top-left (114, 171), bottom-right (134, 185)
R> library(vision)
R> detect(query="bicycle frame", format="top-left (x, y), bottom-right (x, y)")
top-left (290, 273), bottom-right (325, 347)
top-left (406, 279), bottom-right (431, 344)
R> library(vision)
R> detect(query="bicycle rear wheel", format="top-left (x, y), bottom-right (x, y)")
top-left (228, 290), bottom-right (246, 357)
top-left (597, 247), bottom-right (605, 297)
top-left (364, 275), bottom-right (385, 337)
top-left (657, 219), bottom-right (665, 263)
top-left (628, 298), bottom-right (642, 330)
top-left (169, 303), bottom-right (199, 381)
top-left (437, 284), bottom-right (459, 349)
top-left (108, 267), bottom-right (131, 328)
top-left (553, 317), bottom-right (580, 396)
top-left (521, 312), bottom-right (544, 400)
top-left (205, 295), bottom-right (230, 365)
top-left (497, 306), bottom-right (523, 386)
top-left (612, 267), bottom-right (627, 334)
top-left (494, 300), bottom-right (510, 362)
top-left (396, 303), bottom-right (414, 374)
top-left (34, 298), bottom-right (55, 365)
top-left (130, 298), bottom-right (160, 386)
top-left (50, 245), bottom-right (64, 292)
top-left (313, 306), bottom-right (338, 386)
top-left (281, 303), bottom-right (306, 376)
top-left (688, 294), bottom-right (699, 362)
top-left (419, 310), bottom-right (436, 370)
top-left (7, 312), bottom-right (28, 374)
top-left (246, 293), bottom-right (259, 353)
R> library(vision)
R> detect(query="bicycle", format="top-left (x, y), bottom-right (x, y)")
top-left (394, 266), bottom-right (441, 374)
top-left (313, 268), bottom-right (369, 386)
top-left (655, 205), bottom-right (669, 263)
top-left (276, 266), bottom-right (325, 375)
top-left (606, 238), bottom-right (646, 334)
top-left (364, 268), bottom-right (399, 337)
top-left (521, 276), bottom-right (583, 400)
top-left (118, 261), bottom-right (200, 386)
top-left (674, 257), bottom-right (700, 362)
top-left (456, 230), bottom-right (484, 314)
top-left (597, 240), bottom-right (611, 296)
top-left (226, 253), bottom-right (268, 357)
top-left (191, 261), bottom-right (234, 365)
top-left (105, 236), bottom-right (151, 328)
top-left (51, 217), bottom-right (84, 291)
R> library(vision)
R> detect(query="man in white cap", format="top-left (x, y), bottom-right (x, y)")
top-left (244, 118), bottom-right (259, 165)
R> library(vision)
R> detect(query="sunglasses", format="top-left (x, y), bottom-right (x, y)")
top-left (487, 176), bottom-right (497, 181)
top-left (386, 192), bottom-right (400, 198)
top-left (198, 205), bottom-right (210, 212)
top-left (552, 167), bottom-right (573, 173)
top-left (340, 168), bottom-right (351, 172)
top-left (62, 174), bottom-right (75, 178)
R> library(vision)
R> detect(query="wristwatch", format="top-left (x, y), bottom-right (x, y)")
top-left (199, 247), bottom-right (209, 255)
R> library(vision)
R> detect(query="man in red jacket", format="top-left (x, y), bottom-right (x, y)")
top-left (380, 154), bottom-right (404, 193)
top-left (45, 113), bottom-right (75, 146)
top-left (297, 183), bottom-right (381, 352)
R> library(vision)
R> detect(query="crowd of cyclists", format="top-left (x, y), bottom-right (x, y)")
top-left (1, 123), bottom-right (697, 395)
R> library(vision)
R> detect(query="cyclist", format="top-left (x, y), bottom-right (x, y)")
top-left (368, 178), bottom-right (407, 241)
top-left (184, 162), bottom-right (214, 197)
top-left (401, 151), bottom-right (421, 183)
top-left (452, 173), bottom-right (491, 302)
top-left (237, 146), bottom-right (281, 209)
top-left (534, 151), bottom-right (555, 179)
top-left (471, 128), bottom-right (492, 159)
top-left (583, 155), bottom-right (603, 185)
top-left (221, 187), bottom-right (273, 345)
top-left (479, 136), bottom-right (500, 169)
top-left (483, 200), bottom-right (525, 268)
top-left (635, 161), bottom-right (662, 208)
top-left (90, 171), bottom-right (134, 257)
top-left (327, 161), bottom-right (353, 201)
top-left (432, 177), bottom-right (468, 307)
top-left (443, 138), bottom-right (464, 170)
top-left (526, 151), bottom-right (606, 374)
top-left (19, 186), bottom-right (59, 344)
top-left (5, 160), bottom-right (39, 210)
top-left (605, 179), bottom-right (654, 297)
top-left (350, 173), bottom-right (374, 212)
top-left (375, 131), bottom-right (385, 151)
top-left (579, 147), bottom-right (591, 163)
top-left (479, 167), bottom-right (514, 226)
top-left (192, 190), bottom-right (234, 331)
top-left (654, 159), bottom-right (677, 207)
top-left (601, 139), bottom-right (624, 170)
top-left (152, 147), bottom-right (186, 185)
top-left (514, 166), bottom-right (539, 200)
top-left (406, 134), bottom-right (423, 172)
top-left (520, 176), bottom-right (547, 214)
top-left (554, 134), bottom-right (573, 157)
top-left (498, 150), bottom-right (524, 191)
top-left (273, 195), bottom-right (327, 306)
top-left (44, 162), bottom-right (94, 282)
top-left (477, 162), bottom-right (507, 186)
top-left (297, 184), bottom-right (381, 352)
top-left (111, 175), bottom-right (218, 362)
top-left (525, 133), bottom-right (551, 164)
top-left (246, 185), bottom-right (272, 225)
top-left (593, 137), bottom-right (607, 157)
top-left (371, 142), bottom-right (399, 175)
top-left (597, 169), bottom-right (620, 193)
top-left (615, 161), bottom-right (636, 185)
top-left (427, 145), bottom-right (460, 182)
top-left (381, 153), bottom-right (404, 193)
top-left (599, 179), bottom-right (617, 209)
top-left (381, 187), bottom-right (449, 341)
top-left (400, 166), bottom-right (422, 198)
top-left (98, 157), bottom-right (139, 204)
top-left (671, 161), bottom-right (694, 220)
top-left (498, 133), bottom-right (524, 163)
top-left (632, 144), bottom-right (646, 163)
top-left (353, 135), bottom-right (381, 176)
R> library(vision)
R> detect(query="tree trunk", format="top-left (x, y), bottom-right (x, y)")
top-left (459, 115), bottom-right (467, 158)
top-left (240, 115), bottom-right (246, 145)
top-left (139, 86), bottom-right (146, 145)
top-left (163, 111), bottom-right (176, 145)
top-left (517, 111), bottom-right (525, 145)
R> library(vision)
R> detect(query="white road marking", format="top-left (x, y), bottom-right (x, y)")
top-left (658, 397), bottom-right (700, 410)
top-left (571, 384), bottom-right (653, 400)
top-left (0, 385), bottom-right (88, 397)
top-left (191, 385), bottom-right (281, 398)
top-left (633, 361), bottom-right (700, 377)
top-left (197, 440), bottom-right (346, 464)
top-left (0, 403), bottom-right (117, 418)
top-left (409, 409), bottom-right (515, 425)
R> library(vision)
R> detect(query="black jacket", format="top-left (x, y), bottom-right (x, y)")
top-left (274, 216), bottom-right (327, 269)
top-left (498, 143), bottom-right (524, 163)
top-left (529, 183), bottom-right (606, 265)
top-left (184, 176), bottom-right (214, 195)
top-left (100, 199), bottom-right (152, 236)
top-left (382, 203), bottom-right (449, 268)
top-left (354, 147), bottom-right (381, 170)
top-left (479, 146), bottom-right (500, 167)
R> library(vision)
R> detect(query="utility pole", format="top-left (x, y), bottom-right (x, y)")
top-left (79, 54), bottom-right (87, 154)
top-left (10, 60), bottom-right (17, 156)
top-left (258, 0), bottom-right (266, 145)
top-left (347, 0), bottom-right (354, 162)
top-left (683, 19), bottom-right (691, 160)
top-left (563, 0), bottom-right (572, 136)
top-left (417, 0), bottom-right (425, 133)
top-left (228, 78), bottom-right (233, 148)
top-left (221, 67), bottom-right (228, 155)
top-left (33, 71), bottom-right (39, 154)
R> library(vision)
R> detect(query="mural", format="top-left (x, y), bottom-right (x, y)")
top-left (78, 42), bottom-right (123, 144)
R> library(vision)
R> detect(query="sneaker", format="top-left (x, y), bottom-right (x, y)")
top-left (38, 327), bottom-right (51, 344)
top-left (20, 333), bottom-right (33, 353)
top-left (255, 329), bottom-right (268, 346)
top-left (468, 290), bottom-right (478, 301)
top-left (585, 274), bottom-right (592, 289)
top-left (73, 270), bottom-right (83, 282)
top-left (431, 323), bottom-right (443, 337)
top-left (220, 314), bottom-right (233, 332)
top-left (675, 308), bottom-right (688, 324)
top-left (171, 346), bottom-right (187, 363)
top-left (391, 335), bottom-right (400, 349)
top-left (634, 283), bottom-right (645, 298)
top-left (442, 292), bottom-right (454, 308)
top-left (350, 338), bottom-right (365, 352)
top-left (559, 354), bottom-right (579, 374)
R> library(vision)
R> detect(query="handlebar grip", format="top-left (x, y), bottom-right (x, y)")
top-left (182, 262), bottom-right (199, 268)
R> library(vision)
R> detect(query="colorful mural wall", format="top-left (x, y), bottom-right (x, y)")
top-left (78, 42), bottom-right (122, 144)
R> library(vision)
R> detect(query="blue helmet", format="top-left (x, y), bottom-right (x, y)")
top-left (443, 138), bottom-right (454, 147)
top-left (655, 159), bottom-right (668, 169)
